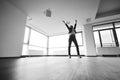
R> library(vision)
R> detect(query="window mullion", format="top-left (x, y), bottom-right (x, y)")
top-left (112, 23), bottom-right (119, 47)
top-left (98, 31), bottom-right (103, 47)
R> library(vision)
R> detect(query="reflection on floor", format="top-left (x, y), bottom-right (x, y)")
top-left (0, 57), bottom-right (120, 80)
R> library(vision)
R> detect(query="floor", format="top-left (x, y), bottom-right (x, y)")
top-left (0, 57), bottom-right (120, 80)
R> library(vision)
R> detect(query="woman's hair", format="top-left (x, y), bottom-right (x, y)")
top-left (70, 25), bottom-right (73, 28)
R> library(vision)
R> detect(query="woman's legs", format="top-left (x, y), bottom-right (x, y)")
top-left (68, 37), bottom-right (72, 58)
top-left (68, 35), bottom-right (81, 58)
top-left (73, 37), bottom-right (81, 58)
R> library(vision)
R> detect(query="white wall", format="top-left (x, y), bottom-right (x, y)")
top-left (0, 0), bottom-right (26, 57)
top-left (83, 24), bottom-right (97, 56)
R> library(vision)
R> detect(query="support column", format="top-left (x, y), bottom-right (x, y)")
top-left (83, 24), bottom-right (97, 56)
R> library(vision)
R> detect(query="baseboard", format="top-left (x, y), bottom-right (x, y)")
top-left (3, 54), bottom-right (120, 59)
top-left (102, 55), bottom-right (120, 57)
top-left (0, 55), bottom-right (119, 59)
top-left (85, 55), bottom-right (99, 57)
top-left (0, 55), bottom-right (85, 59)
top-left (0, 56), bottom-right (21, 59)
top-left (21, 55), bottom-right (85, 57)
top-left (85, 55), bottom-right (120, 57)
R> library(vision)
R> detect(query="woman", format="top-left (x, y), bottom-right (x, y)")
top-left (62, 20), bottom-right (81, 58)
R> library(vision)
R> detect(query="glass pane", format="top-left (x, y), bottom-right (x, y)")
top-left (76, 33), bottom-right (83, 45)
top-left (28, 46), bottom-right (47, 55)
top-left (93, 31), bottom-right (101, 47)
top-left (49, 33), bottom-right (83, 48)
top-left (22, 44), bottom-right (29, 55)
top-left (49, 34), bottom-right (69, 48)
top-left (116, 28), bottom-right (120, 46)
top-left (115, 22), bottom-right (120, 28)
top-left (49, 33), bottom-right (84, 55)
top-left (23, 27), bottom-right (30, 43)
top-left (100, 30), bottom-right (115, 47)
top-left (93, 24), bottom-right (113, 30)
top-left (29, 29), bottom-right (47, 48)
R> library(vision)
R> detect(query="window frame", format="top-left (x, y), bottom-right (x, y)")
top-left (93, 21), bottom-right (120, 48)
top-left (22, 26), bottom-right (48, 55)
top-left (49, 31), bottom-right (83, 49)
top-left (23, 26), bottom-right (83, 56)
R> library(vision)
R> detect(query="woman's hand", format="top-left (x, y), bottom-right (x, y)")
top-left (75, 20), bottom-right (77, 23)
top-left (62, 20), bottom-right (65, 23)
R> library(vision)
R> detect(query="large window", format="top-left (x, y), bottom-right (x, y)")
top-left (49, 33), bottom-right (84, 55)
top-left (22, 27), bottom-right (84, 56)
top-left (29, 29), bottom-right (47, 48)
top-left (93, 31), bottom-right (101, 47)
top-left (49, 34), bottom-right (68, 48)
top-left (22, 27), bottom-right (30, 55)
top-left (93, 21), bottom-right (120, 48)
top-left (49, 33), bottom-right (83, 48)
top-left (22, 27), bottom-right (48, 55)
top-left (23, 27), bottom-right (30, 43)
top-left (115, 22), bottom-right (120, 46)
top-left (116, 29), bottom-right (120, 46)
top-left (100, 30), bottom-right (115, 47)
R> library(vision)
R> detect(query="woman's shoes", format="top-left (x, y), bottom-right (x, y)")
top-left (79, 55), bottom-right (82, 58)
top-left (68, 55), bottom-right (81, 58)
top-left (69, 56), bottom-right (71, 58)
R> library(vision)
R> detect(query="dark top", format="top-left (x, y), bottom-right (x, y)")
top-left (65, 23), bottom-right (77, 34)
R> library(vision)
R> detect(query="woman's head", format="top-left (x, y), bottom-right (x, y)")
top-left (70, 25), bottom-right (73, 28)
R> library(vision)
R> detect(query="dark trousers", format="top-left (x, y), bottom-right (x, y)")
top-left (68, 35), bottom-right (80, 56)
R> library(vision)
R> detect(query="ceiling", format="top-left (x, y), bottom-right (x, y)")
top-left (7, 0), bottom-right (120, 36)
top-left (96, 0), bottom-right (120, 18)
